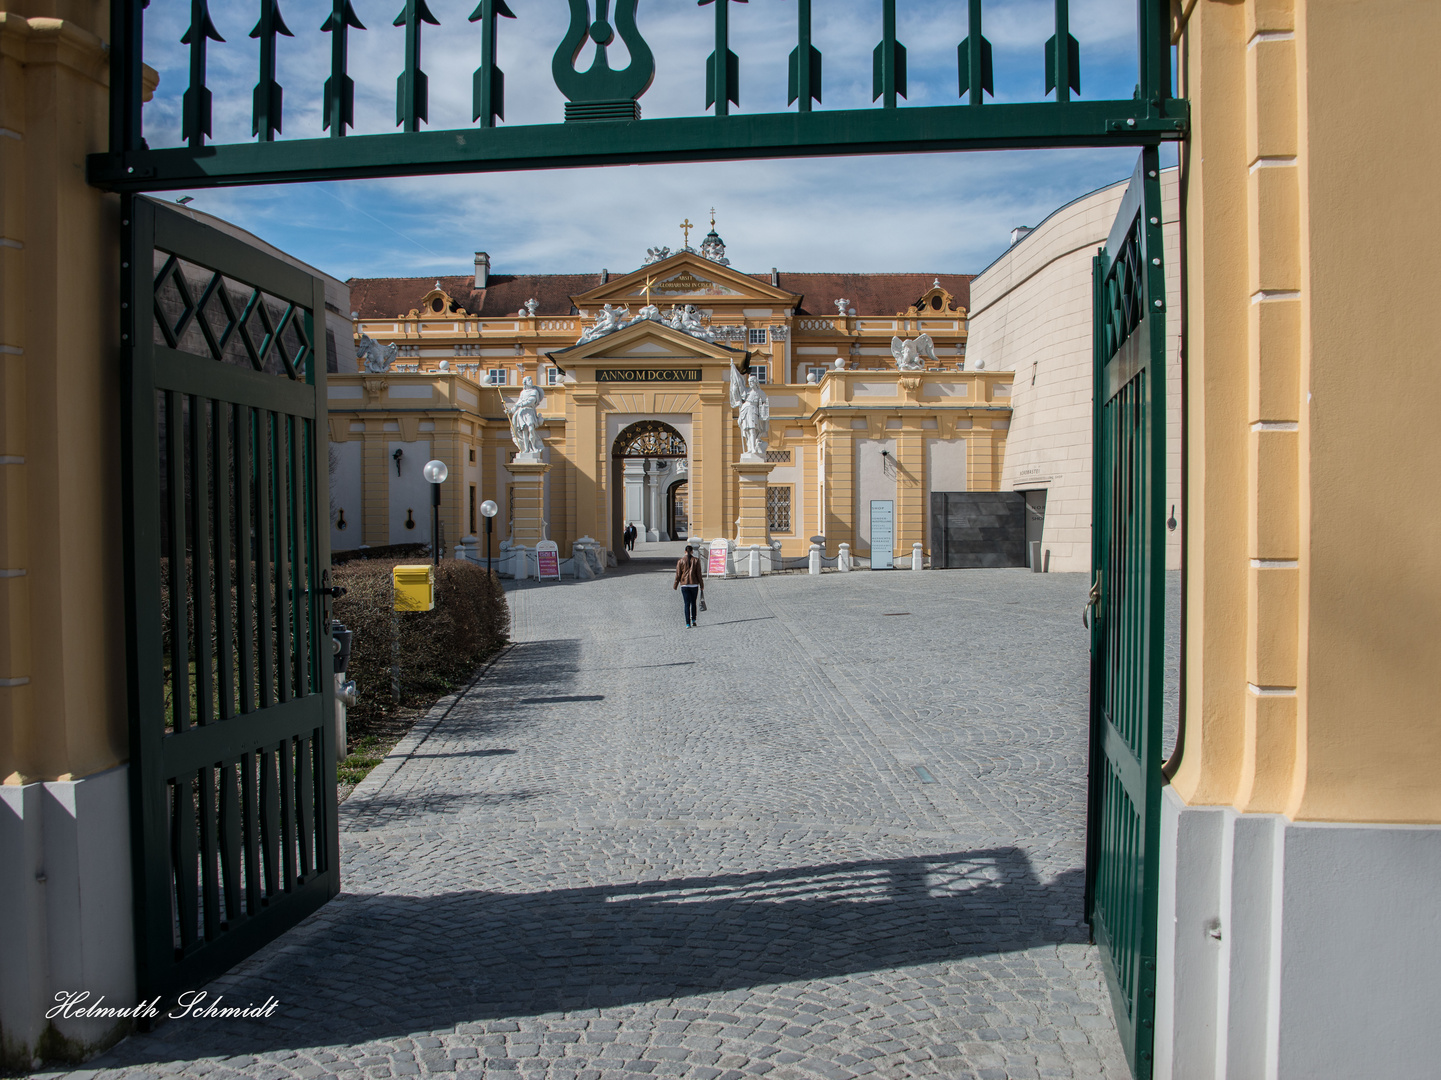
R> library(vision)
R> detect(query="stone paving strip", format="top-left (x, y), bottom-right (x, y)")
top-left (62, 566), bottom-right (1131, 1080)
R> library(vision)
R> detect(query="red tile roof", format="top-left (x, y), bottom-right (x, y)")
top-left (346, 271), bottom-right (972, 319)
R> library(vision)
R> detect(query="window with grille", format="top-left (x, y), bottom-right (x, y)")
top-left (486, 368), bottom-right (507, 385)
top-left (546, 366), bottom-right (561, 385)
top-left (750, 364), bottom-right (768, 384)
top-left (749, 327), bottom-right (768, 345)
top-left (767, 486), bottom-right (792, 533)
top-left (764, 450), bottom-right (791, 464)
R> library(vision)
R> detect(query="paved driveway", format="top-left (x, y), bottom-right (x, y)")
top-left (76, 566), bottom-right (1129, 1080)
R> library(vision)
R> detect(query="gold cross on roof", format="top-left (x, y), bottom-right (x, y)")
top-left (642, 274), bottom-right (656, 305)
top-left (680, 218), bottom-right (694, 247)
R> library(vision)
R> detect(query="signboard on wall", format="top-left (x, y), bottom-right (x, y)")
top-left (870, 501), bottom-right (895, 569)
top-left (707, 540), bottom-right (730, 577)
top-left (536, 540), bottom-right (560, 580)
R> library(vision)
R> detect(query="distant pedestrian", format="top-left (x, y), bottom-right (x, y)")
top-left (673, 545), bottom-right (705, 627)
top-left (624, 523), bottom-right (637, 552)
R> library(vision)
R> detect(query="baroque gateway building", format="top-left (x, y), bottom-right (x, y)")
top-left (333, 234), bottom-right (1028, 570)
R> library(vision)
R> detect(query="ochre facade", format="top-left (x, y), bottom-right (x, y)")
top-left (336, 252), bottom-right (1011, 562)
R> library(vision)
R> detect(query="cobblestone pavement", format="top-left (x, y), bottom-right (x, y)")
top-left (71, 567), bottom-right (1144, 1080)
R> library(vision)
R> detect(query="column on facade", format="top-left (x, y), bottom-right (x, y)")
top-left (362, 424), bottom-right (391, 545)
top-left (570, 391), bottom-right (601, 543)
top-left (894, 419), bottom-right (926, 557)
top-left (819, 418), bottom-right (855, 555)
top-left (646, 460), bottom-right (662, 542)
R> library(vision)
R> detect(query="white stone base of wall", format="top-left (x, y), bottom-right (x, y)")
top-left (0, 765), bottom-right (136, 1066)
top-left (1155, 786), bottom-right (1441, 1079)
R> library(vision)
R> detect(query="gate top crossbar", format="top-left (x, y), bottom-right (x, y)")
top-left (93, 0), bottom-right (1185, 193)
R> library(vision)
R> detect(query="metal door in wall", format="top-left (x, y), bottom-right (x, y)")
top-left (120, 197), bottom-right (339, 1001)
top-left (1084, 147), bottom-right (1167, 1080)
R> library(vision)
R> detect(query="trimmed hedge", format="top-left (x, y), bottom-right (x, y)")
top-left (332, 559), bottom-right (509, 724)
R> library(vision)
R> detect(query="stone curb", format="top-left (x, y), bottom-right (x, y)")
top-left (340, 643), bottom-right (515, 812)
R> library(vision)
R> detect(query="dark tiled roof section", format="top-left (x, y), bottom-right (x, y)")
top-left (757, 273), bottom-right (973, 316)
top-left (347, 274), bottom-right (602, 319)
top-left (346, 271), bottom-right (973, 319)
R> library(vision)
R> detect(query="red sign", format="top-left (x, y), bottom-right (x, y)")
top-left (707, 543), bottom-right (729, 577)
top-left (536, 541), bottom-right (560, 580)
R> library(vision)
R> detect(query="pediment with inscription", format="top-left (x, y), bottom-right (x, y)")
top-left (548, 315), bottom-right (744, 366)
top-left (573, 250), bottom-right (798, 308)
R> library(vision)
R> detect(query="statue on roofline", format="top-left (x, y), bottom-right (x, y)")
top-left (891, 333), bottom-right (939, 371)
top-left (356, 333), bottom-right (399, 373)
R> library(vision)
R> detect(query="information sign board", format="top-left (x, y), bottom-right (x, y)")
top-left (870, 501), bottom-right (895, 569)
top-left (707, 540), bottom-right (730, 577)
top-left (536, 541), bottom-right (560, 580)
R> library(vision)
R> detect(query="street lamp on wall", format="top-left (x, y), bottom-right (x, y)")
top-left (423, 459), bottom-right (448, 565)
top-left (480, 499), bottom-right (498, 576)
top-left (392, 447), bottom-right (404, 476)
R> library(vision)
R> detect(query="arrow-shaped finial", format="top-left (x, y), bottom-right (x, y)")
top-left (321, 0), bottom-right (366, 137)
top-left (394, 0), bottom-right (441, 132)
top-left (249, 0), bottom-right (294, 142)
top-left (468, 0), bottom-right (516, 127)
top-left (181, 0), bottom-right (226, 148)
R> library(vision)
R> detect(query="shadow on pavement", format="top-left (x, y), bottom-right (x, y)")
top-left (99, 851), bottom-right (1088, 1062)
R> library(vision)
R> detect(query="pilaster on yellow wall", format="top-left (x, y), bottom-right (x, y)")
top-left (894, 428), bottom-right (924, 554)
top-left (1175, 0), bottom-right (1441, 825)
top-left (0, 12), bottom-right (128, 783)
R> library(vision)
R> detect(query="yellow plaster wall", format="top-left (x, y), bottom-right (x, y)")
top-left (0, 10), bottom-right (128, 783)
top-left (1172, 0), bottom-right (1441, 824)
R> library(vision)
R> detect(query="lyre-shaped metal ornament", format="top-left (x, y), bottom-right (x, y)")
top-left (552, 0), bottom-right (655, 122)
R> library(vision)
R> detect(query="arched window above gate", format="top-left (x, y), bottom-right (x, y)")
top-left (613, 421), bottom-right (687, 459)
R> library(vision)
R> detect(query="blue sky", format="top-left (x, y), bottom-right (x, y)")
top-left (142, 1), bottom-right (1173, 281)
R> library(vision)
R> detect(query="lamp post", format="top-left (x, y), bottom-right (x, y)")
top-left (480, 499), bottom-right (498, 575)
top-left (423, 459), bottom-right (448, 565)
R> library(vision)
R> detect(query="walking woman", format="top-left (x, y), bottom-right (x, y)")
top-left (673, 544), bottom-right (705, 628)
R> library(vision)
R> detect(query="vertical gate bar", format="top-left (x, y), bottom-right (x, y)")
top-left (1137, 0), bottom-right (1171, 107)
top-left (275, 415), bottom-right (294, 702)
top-left (237, 405), bottom-right (255, 716)
top-left (215, 401), bottom-right (234, 719)
top-left (218, 759), bottom-right (242, 924)
top-left (256, 411), bottom-right (275, 707)
top-left (198, 764), bottom-right (220, 939)
top-left (308, 274), bottom-right (339, 890)
top-left (191, 396), bottom-right (215, 726)
top-left (110, 0), bottom-right (145, 155)
top-left (876, 0), bottom-right (900, 108)
top-left (166, 391), bottom-right (191, 732)
top-left (1084, 250), bottom-right (1106, 926)
top-left (788, 0), bottom-right (819, 112)
top-left (289, 414), bottom-right (309, 699)
top-left (279, 737), bottom-right (297, 890)
top-left (121, 195), bottom-right (175, 997)
top-left (241, 750), bottom-right (262, 913)
top-left (172, 775), bottom-right (199, 952)
top-left (296, 733), bottom-right (315, 877)
top-left (259, 747), bottom-right (280, 896)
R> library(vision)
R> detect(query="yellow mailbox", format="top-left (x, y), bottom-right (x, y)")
top-left (392, 564), bottom-right (435, 612)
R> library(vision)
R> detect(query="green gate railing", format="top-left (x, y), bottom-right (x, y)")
top-left (90, 0), bottom-right (1186, 192)
top-left (121, 197), bottom-right (339, 1001)
top-left (1085, 146), bottom-right (1167, 1080)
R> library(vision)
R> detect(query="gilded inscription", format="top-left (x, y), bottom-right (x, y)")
top-left (595, 368), bottom-right (703, 383)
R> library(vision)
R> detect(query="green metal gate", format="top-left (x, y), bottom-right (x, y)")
top-left (1085, 147), bottom-right (1168, 1080)
top-left (120, 197), bottom-right (339, 1001)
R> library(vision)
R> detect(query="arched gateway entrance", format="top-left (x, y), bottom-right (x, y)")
top-left (611, 421), bottom-right (688, 559)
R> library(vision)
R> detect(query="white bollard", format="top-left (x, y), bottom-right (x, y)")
top-left (749, 544), bottom-right (761, 578)
top-left (809, 542), bottom-right (822, 575)
top-left (839, 542), bottom-right (851, 571)
top-left (911, 542), bottom-right (924, 570)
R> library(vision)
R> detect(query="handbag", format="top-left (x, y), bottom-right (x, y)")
top-left (698, 595), bottom-right (707, 612)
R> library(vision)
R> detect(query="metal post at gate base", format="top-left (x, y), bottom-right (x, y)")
top-left (390, 607), bottom-right (401, 704)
